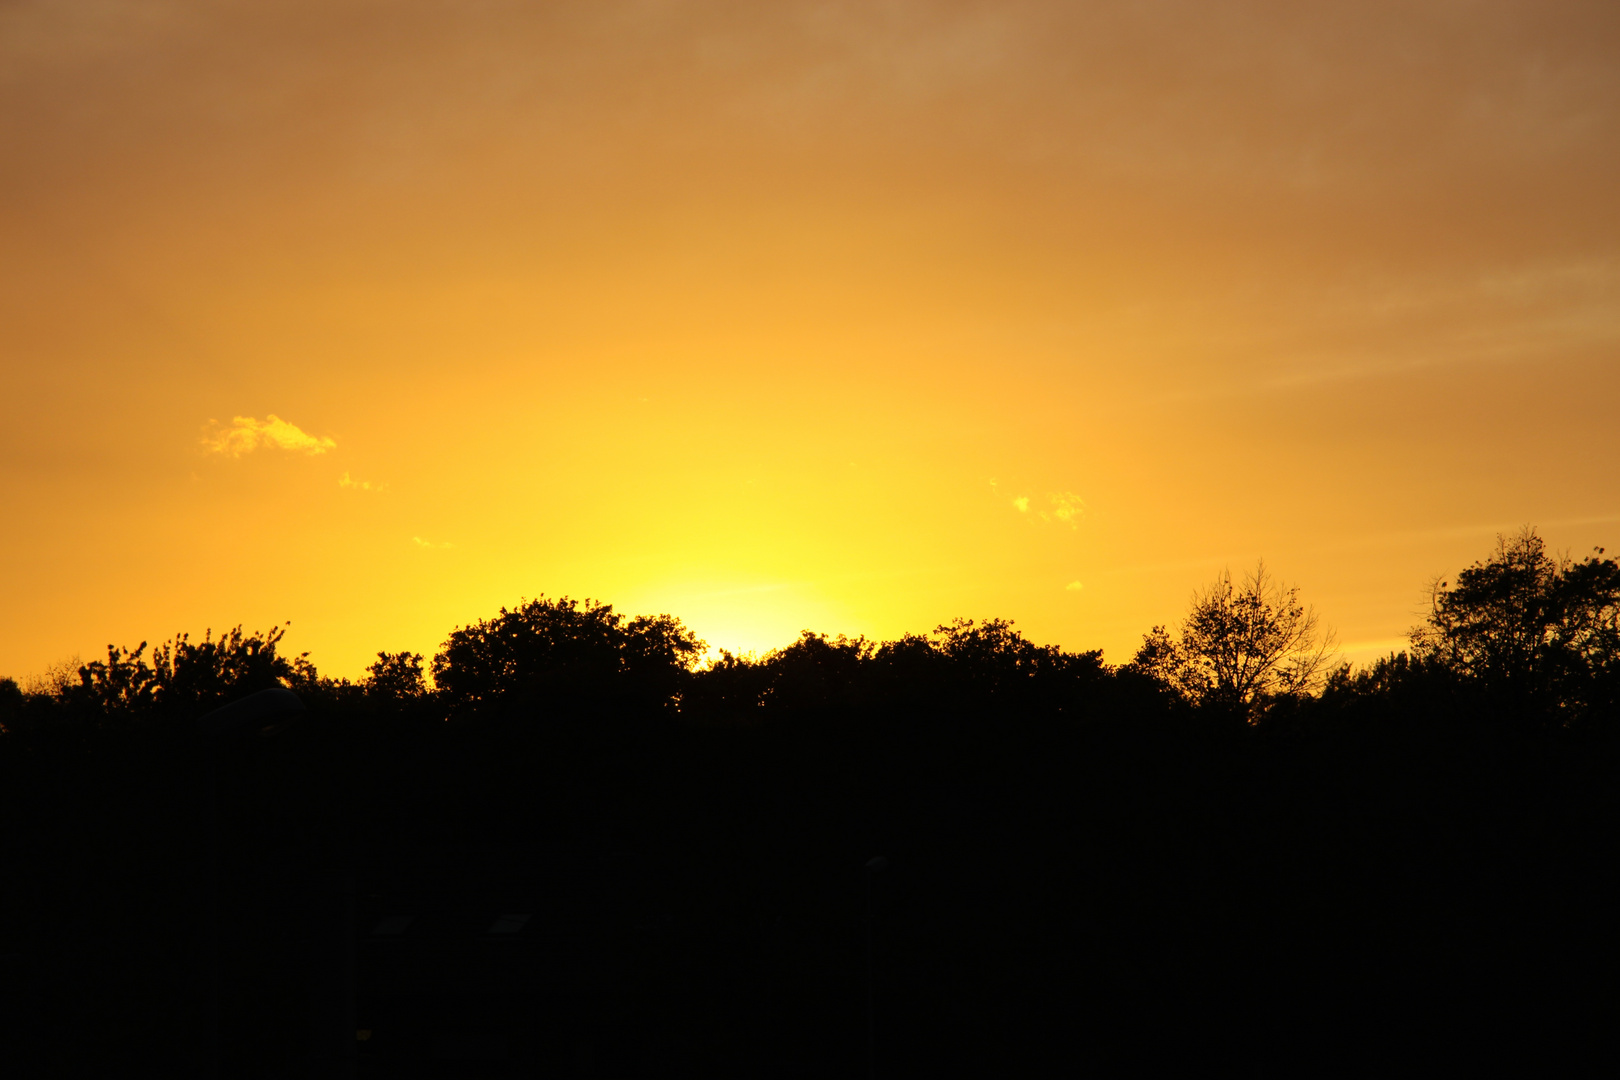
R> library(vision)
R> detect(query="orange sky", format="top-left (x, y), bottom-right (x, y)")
top-left (3, 1), bottom-right (1618, 682)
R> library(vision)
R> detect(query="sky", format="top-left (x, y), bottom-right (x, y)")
top-left (3, 0), bottom-right (1618, 682)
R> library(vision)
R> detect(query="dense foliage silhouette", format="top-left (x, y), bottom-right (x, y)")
top-left (1412, 527), bottom-right (1620, 726)
top-left (1, 533), bottom-right (1616, 1076)
top-left (432, 597), bottom-right (704, 719)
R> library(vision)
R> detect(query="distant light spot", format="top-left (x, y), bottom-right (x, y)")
top-left (1065, 580), bottom-right (1084, 591)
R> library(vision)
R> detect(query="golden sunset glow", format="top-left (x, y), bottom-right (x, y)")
top-left (3, 2), bottom-right (1617, 680)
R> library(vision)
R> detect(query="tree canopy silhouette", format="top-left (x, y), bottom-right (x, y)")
top-left (1132, 561), bottom-right (1334, 717)
top-left (48, 624), bottom-right (316, 723)
top-left (2, 531), bottom-right (1616, 1076)
top-left (361, 650), bottom-right (427, 700)
top-left (1411, 527), bottom-right (1620, 725)
top-left (430, 595), bottom-right (704, 717)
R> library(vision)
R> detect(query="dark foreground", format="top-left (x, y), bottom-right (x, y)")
top-left (2, 649), bottom-right (1614, 1078)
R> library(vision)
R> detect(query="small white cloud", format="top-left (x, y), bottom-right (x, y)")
top-left (1065, 580), bottom-right (1084, 591)
top-left (1013, 491), bottom-right (1086, 527)
top-left (339, 472), bottom-right (386, 492)
top-left (1038, 491), bottom-right (1087, 528)
top-left (202, 414), bottom-right (335, 457)
top-left (412, 536), bottom-right (453, 549)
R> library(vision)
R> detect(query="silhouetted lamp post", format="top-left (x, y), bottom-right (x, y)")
top-left (865, 855), bottom-right (888, 1080)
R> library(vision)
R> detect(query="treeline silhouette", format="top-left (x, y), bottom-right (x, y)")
top-left (1, 529), bottom-right (1616, 1076)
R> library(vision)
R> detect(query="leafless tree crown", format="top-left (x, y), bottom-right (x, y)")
top-left (1135, 561), bottom-right (1336, 715)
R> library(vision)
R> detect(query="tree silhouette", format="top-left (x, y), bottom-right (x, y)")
top-left (362, 651), bottom-right (426, 700)
top-left (7, 531), bottom-right (1620, 1075)
top-left (431, 596), bottom-right (704, 716)
top-left (1412, 527), bottom-right (1620, 724)
top-left (758, 631), bottom-right (875, 714)
top-left (0, 676), bottom-right (24, 735)
top-left (1133, 561), bottom-right (1334, 716)
top-left (62, 624), bottom-right (316, 720)
top-left (680, 649), bottom-right (772, 725)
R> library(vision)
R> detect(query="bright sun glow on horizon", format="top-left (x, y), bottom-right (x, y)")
top-left (2, 2), bottom-right (1617, 682)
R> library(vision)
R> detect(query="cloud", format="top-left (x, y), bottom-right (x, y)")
top-left (1013, 491), bottom-right (1087, 527)
top-left (339, 471), bottom-right (386, 492)
top-left (201, 414), bottom-right (335, 457)
top-left (1041, 491), bottom-right (1086, 527)
top-left (1065, 580), bottom-right (1084, 591)
top-left (412, 536), bottom-right (453, 549)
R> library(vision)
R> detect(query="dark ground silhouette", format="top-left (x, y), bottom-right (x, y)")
top-left (1, 530), bottom-right (1616, 1076)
